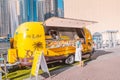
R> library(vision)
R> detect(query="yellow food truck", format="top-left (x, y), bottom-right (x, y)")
top-left (8, 17), bottom-right (97, 66)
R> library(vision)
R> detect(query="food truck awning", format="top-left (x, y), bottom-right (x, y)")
top-left (44, 17), bottom-right (97, 28)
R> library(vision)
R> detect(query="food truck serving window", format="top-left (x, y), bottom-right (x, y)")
top-left (59, 31), bottom-right (76, 40)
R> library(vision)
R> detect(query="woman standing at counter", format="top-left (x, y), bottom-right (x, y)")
top-left (75, 38), bottom-right (83, 67)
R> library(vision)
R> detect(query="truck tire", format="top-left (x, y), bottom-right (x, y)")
top-left (65, 55), bottom-right (75, 64)
top-left (92, 48), bottom-right (95, 53)
top-left (89, 52), bottom-right (92, 59)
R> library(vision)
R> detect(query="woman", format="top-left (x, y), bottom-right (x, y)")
top-left (75, 38), bottom-right (83, 67)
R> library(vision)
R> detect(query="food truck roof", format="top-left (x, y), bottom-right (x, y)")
top-left (44, 17), bottom-right (97, 28)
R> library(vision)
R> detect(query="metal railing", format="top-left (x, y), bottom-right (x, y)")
top-left (0, 49), bottom-right (7, 80)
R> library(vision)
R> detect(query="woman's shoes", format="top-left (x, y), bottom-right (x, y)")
top-left (79, 61), bottom-right (84, 67)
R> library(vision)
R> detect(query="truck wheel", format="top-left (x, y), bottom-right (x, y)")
top-left (92, 48), bottom-right (95, 53)
top-left (88, 52), bottom-right (92, 60)
top-left (65, 55), bottom-right (75, 64)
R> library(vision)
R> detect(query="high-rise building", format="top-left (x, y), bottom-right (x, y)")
top-left (0, 0), bottom-right (64, 37)
top-left (9, 0), bottom-right (19, 37)
top-left (18, 0), bottom-right (59, 22)
top-left (0, 0), bottom-right (10, 36)
top-left (57, 0), bottom-right (64, 17)
top-left (19, 0), bottom-right (38, 23)
top-left (44, 0), bottom-right (58, 20)
top-left (36, 0), bottom-right (64, 21)
top-left (58, 8), bottom-right (64, 17)
top-left (38, 0), bottom-right (45, 21)
top-left (0, 0), bottom-right (19, 37)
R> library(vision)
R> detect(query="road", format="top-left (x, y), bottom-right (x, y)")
top-left (31, 47), bottom-right (120, 80)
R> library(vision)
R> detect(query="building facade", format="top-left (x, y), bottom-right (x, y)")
top-left (64, 0), bottom-right (120, 35)
top-left (102, 30), bottom-right (119, 48)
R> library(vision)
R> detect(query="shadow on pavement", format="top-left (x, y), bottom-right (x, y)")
top-left (37, 50), bottom-right (113, 79)
top-left (41, 62), bottom-right (74, 79)
top-left (81, 50), bottom-right (113, 67)
top-left (91, 50), bottom-right (113, 60)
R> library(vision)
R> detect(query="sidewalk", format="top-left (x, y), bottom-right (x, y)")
top-left (25, 47), bottom-right (120, 80)
top-left (45, 48), bottom-right (120, 80)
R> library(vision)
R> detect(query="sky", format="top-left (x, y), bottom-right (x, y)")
top-left (64, 0), bottom-right (120, 34)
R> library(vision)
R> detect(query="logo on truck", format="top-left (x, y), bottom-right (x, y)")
top-left (26, 34), bottom-right (42, 39)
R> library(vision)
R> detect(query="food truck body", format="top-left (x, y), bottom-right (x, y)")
top-left (8, 17), bottom-right (96, 66)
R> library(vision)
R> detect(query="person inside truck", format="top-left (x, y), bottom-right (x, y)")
top-left (80, 38), bottom-right (85, 44)
top-left (49, 30), bottom-right (59, 40)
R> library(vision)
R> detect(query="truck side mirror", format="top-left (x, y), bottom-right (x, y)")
top-left (10, 38), bottom-right (14, 48)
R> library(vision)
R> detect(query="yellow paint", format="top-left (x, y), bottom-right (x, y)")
top-left (8, 49), bottom-right (17, 64)
top-left (82, 27), bottom-right (93, 54)
top-left (31, 51), bottom-right (41, 76)
top-left (47, 46), bottom-right (75, 56)
top-left (8, 22), bottom-right (93, 64)
top-left (13, 22), bottom-right (47, 59)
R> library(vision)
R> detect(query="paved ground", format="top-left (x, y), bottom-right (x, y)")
top-left (30, 47), bottom-right (120, 80)
top-left (1, 42), bottom-right (120, 80)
